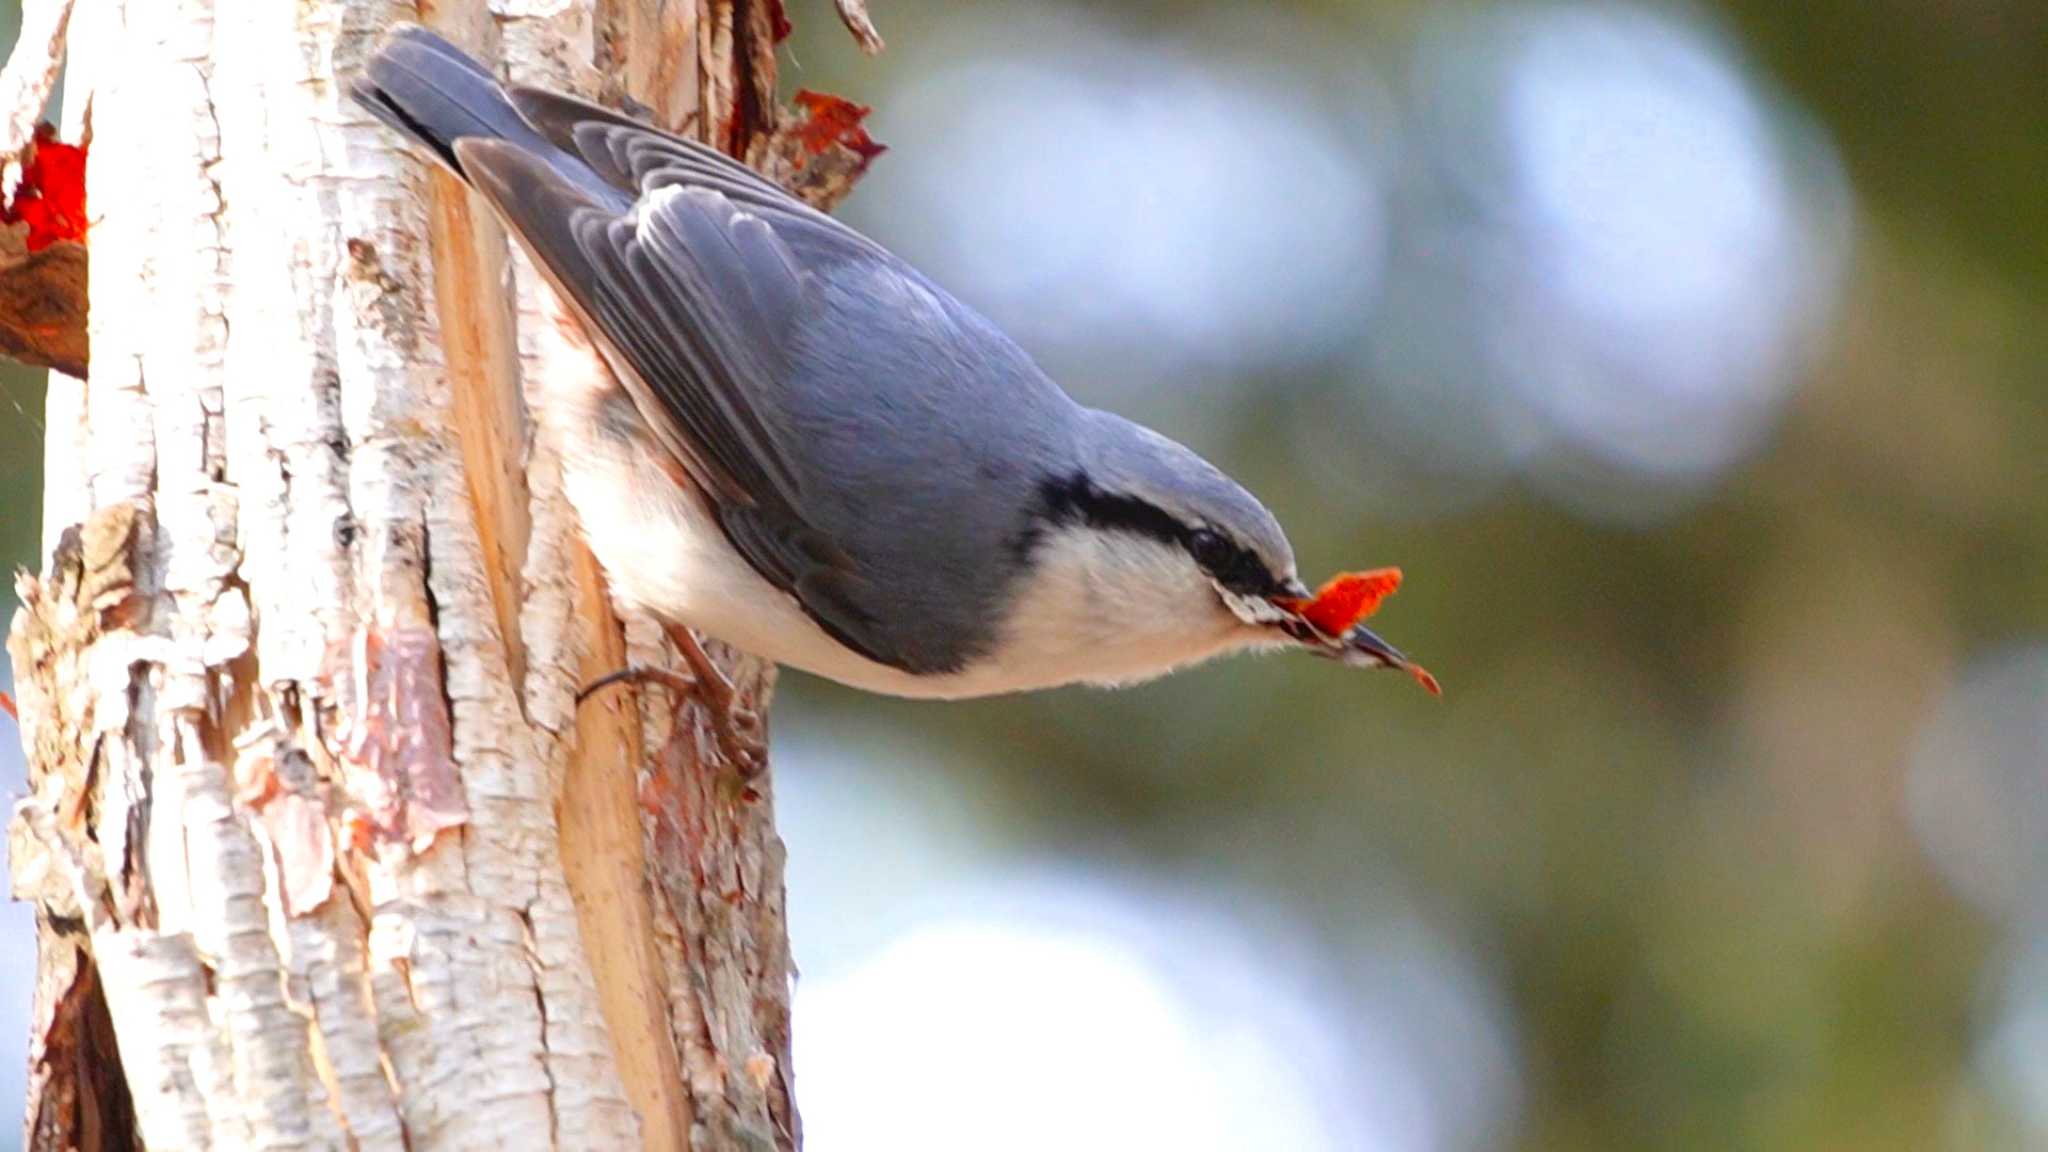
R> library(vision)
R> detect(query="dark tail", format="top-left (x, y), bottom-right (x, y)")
top-left (348, 25), bottom-right (552, 178)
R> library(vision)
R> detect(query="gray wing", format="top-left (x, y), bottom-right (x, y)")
top-left (454, 103), bottom-right (1076, 675)
top-left (504, 88), bottom-right (875, 253)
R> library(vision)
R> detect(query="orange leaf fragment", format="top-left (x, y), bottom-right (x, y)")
top-left (1279, 567), bottom-right (1402, 638)
top-left (0, 690), bottom-right (15, 720)
top-left (791, 89), bottom-right (887, 166)
top-left (1408, 664), bottom-right (1442, 697)
top-left (2, 123), bottom-right (88, 252)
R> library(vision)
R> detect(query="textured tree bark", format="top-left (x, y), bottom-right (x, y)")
top-left (6, 1), bottom-right (882, 1148)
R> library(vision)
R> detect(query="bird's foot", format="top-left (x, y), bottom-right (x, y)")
top-left (576, 627), bottom-right (766, 780)
top-left (663, 624), bottom-right (766, 780)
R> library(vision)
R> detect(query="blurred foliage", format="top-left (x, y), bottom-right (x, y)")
top-left (780, 1), bottom-right (2048, 1149)
top-left (0, 362), bottom-right (35, 582)
top-left (2, 0), bottom-right (2043, 1148)
top-left (1718, 0), bottom-right (2048, 295)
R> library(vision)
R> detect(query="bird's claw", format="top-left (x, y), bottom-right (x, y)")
top-left (714, 705), bottom-right (767, 780)
top-left (577, 625), bottom-right (769, 781)
top-left (662, 623), bottom-right (767, 780)
top-left (577, 665), bottom-right (693, 706)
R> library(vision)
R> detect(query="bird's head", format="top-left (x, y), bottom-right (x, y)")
top-left (1031, 413), bottom-right (1438, 693)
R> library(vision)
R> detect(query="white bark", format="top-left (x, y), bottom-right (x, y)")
top-left (9, 0), bottom-right (883, 1147)
top-left (0, 0), bottom-right (72, 165)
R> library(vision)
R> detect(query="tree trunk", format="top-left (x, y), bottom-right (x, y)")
top-left (6, 1), bottom-right (881, 1147)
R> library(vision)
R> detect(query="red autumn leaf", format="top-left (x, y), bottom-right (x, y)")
top-left (2, 122), bottom-right (88, 252)
top-left (791, 89), bottom-right (887, 165)
top-left (765, 0), bottom-right (793, 42)
top-left (1277, 567), bottom-right (1403, 638)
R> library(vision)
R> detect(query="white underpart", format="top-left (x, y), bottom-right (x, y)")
top-left (978, 525), bottom-right (1275, 693)
top-left (534, 301), bottom-right (1274, 698)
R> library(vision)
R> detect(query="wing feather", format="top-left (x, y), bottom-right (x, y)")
top-left (454, 136), bottom-right (938, 668)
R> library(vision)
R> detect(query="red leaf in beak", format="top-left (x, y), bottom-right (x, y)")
top-left (1276, 567), bottom-right (1403, 638)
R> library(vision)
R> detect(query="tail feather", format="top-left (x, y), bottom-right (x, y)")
top-left (348, 25), bottom-right (553, 178)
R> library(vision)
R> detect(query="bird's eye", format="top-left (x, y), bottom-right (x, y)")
top-left (1187, 527), bottom-right (1234, 572)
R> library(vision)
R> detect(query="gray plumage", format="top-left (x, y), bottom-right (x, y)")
top-left (351, 26), bottom-right (1318, 683)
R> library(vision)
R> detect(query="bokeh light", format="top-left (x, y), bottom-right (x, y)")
top-left (1321, 2), bottom-right (1852, 522)
top-left (1908, 642), bottom-right (2048, 921)
top-left (1981, 933), bottom-right (2048, 1141)
top-left (778, 736), bottom-right (1520, 1152)
top-left (853, 9), bottom-right (1385, 405)
top-left (0, 663), bottom-right (27, 1142)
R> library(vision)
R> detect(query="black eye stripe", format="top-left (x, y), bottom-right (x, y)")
top-left (1187, 527), bottom-right (1231, 567)
top-left (1038, 472), bottom-right (1185, 549)
top-left (1196, 536), bottom-right (1281, 597)
top-left (1034, 473), bottom-right (1285, 598)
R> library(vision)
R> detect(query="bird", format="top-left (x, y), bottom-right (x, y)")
top-left (351, 26), bottom-right (1435, 771)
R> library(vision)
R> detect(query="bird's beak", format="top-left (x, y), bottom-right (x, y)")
top-left (1265, 569), bottom-right (1441, 695)
top-left (1327, 623), bottom-right (1439, 691)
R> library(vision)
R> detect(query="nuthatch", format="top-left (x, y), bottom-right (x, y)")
top-left (352, 27), bottom-right (1434, 766)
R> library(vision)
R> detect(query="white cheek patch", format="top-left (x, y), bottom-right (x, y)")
top-left (1217, 586), bottom-right (1294, 627)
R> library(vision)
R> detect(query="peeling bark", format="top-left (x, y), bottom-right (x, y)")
top-left (829, 0), bottom-right (885, 56)
top-left (0, 227), bottom-right (85, 377)
top-left (9, 1), bottom-right (886, 1148)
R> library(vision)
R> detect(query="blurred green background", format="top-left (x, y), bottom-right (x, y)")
top-left (4, 1), bottom-right (2045, 1149)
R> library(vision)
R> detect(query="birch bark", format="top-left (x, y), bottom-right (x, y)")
top-left (6, 1), bottom-right (883, 1147)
